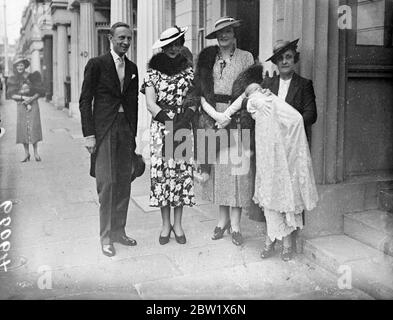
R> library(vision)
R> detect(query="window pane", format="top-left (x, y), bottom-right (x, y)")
top-left (199, 0), bottom-right (205, 28)
top-left (357, 0), bottom-right (385, 46)
top-left (171, 0), bottom-right (176, 26)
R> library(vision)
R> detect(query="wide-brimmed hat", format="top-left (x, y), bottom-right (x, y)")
top-left (130, 153), bottom-right (146, 182)
top-left (205, 16), bottom-right (241, 39)
top-left (13, 56), bottom-right (30, 69)
top-left (152, 26), bottom-right (188, 50)
top-left (266, 39), bottom-right (300, 63)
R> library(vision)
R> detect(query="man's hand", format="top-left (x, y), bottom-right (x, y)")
top-left (85, 136), bottom-right (96, 154)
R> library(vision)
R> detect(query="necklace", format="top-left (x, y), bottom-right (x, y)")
top-left (217, 46), bottom-right (235, 79)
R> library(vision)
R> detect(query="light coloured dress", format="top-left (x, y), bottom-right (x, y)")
top-left (141, 66), bottom-right (196, 208)
top-left (203, 48), bottom-right (255, 208)
top-left (247, 91), bottom-right (319, 241)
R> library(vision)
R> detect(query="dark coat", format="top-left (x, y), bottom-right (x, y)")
top-left (262, 73), bottom-right (317, 128)
top-left (79, 52), bottom-right (139, 177)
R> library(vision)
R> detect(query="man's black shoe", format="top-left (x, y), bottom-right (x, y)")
top-left (113, 235), bottom-right (137, 246)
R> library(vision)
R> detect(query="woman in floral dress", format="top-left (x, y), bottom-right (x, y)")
top-left (141, 26), bottom-right (196, 245)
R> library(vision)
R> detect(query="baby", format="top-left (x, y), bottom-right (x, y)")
top-left (245, 83), bottom-right (273, 119)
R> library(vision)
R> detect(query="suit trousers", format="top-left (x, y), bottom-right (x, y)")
top-left (95, 113), bottom-right (135, 245)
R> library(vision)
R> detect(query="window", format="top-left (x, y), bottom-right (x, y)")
top-left (131, 0), bottom-right (138, 61)
top-left (356, 0), bottom-right (393, 47)
top-left (198, 0), bottom-right (206, 51)
top-left (171, 0), bottom-right (176, 26)
top-left (221, 0), bottom-right (227, 16)
top-left (97, 29), bottom-right (110, 56)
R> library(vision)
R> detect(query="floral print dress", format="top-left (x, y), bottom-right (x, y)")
top-left (141, 67), bottom-right (196, 208)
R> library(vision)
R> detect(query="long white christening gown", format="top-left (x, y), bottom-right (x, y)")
top-left (247, 91), bottom-right (318, 241)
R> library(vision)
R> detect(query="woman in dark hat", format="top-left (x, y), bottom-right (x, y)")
top-left (189, 16), bottom-right (256, 246)
top-left (259, 39), bottom-right (317, 261)
top-left (6, 56), bottom-right (45, 162)
top-left (141, 26), bottom-right (196, 245)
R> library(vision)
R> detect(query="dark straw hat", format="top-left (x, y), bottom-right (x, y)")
top-left (205, 16), bottom-right (241, 39)
top-left (266, 39), bottom-right (300, 63)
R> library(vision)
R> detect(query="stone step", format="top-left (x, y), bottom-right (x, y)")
top-left (304, 235), bottom-right (393, 299)
top-left (379, 189), bottom-right (393, 213)
top-left (344, 210), bottom-right (393, 257)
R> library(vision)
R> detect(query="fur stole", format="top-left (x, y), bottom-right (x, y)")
top-left (185, 46), bottom-right (264, 108)
top-left (148, 52), bottom-right (190, 76)
top-left (184, 46), bottom-right (263, 131)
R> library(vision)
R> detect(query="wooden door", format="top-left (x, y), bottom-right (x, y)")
top-left (343, 0), bottom-right (393, 178)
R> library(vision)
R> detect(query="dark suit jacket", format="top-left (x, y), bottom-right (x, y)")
top-left (262, 73), bottom-right (317, 129)
top-left (79, 52), bottom-right (139, 176)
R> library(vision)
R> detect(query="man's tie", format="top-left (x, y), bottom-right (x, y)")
top-left (116, 56), bottom-right (125, 112)
top-left (116, 57), bottom-right (125, 92)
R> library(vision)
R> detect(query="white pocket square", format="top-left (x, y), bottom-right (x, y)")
top-left (131, 74), bottom-right (136, 80)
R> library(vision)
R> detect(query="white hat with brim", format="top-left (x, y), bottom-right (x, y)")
top-left (152, 26), bottom-right (188, 50)
top-left (205, 17), bottom-right (241, 40)
top-left (13, 56), bottom-right (30, 69)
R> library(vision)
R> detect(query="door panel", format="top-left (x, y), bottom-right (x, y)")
top-left (344, 0), bottom-right (393, 177)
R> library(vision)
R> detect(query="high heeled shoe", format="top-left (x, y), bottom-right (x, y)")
top-left (281, 246), bottom-right (293, 262)
top-left (231, 231), bottom-right (243, 246)
top-left (260, 239), bottom-right (276, 259)
top-left (171, 225), bottom-right (186, 244)
top-left (21, 155), bottom-right (30, 162)
top-left (159, 229), bottom-right (171, 245)
top-left (212, 221), bottom-right (231, 240)
top-left (34, 155), bottom-right (42, 162)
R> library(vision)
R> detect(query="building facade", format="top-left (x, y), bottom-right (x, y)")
top-left (14, 0), bottom-right (393, 249)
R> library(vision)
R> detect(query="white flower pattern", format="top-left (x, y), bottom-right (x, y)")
top-left (141, 66), bottom-right (195, 208)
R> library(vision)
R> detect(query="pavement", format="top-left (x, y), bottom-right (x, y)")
top-left (0, 97), bottom-right (373, 300)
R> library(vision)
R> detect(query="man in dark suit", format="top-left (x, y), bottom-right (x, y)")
top-left (261, 39), bottom-right (317, 261)
top-left (79, 22), bottom-right (139, 257)
top-left (263, 39), bottom-right (317, 139)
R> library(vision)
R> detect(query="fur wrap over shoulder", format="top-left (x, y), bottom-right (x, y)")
top-left (184, 45), bottom-right (264, 130)
top-left (147, 52), bottom-right (190, 76)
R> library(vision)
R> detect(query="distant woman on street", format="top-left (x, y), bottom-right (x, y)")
top-left (141, 26), bottom-right (196, 245)
top-left (6, 56), bottom-right (45, 162)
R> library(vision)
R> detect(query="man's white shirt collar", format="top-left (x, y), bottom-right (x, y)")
top-left (111, 49), bottom-right (125, 63)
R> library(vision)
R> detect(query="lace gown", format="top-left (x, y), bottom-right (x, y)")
top-left (141, 67), bottom-right (196, 208)
top-left (247, 91), bottom-right (319, 241)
